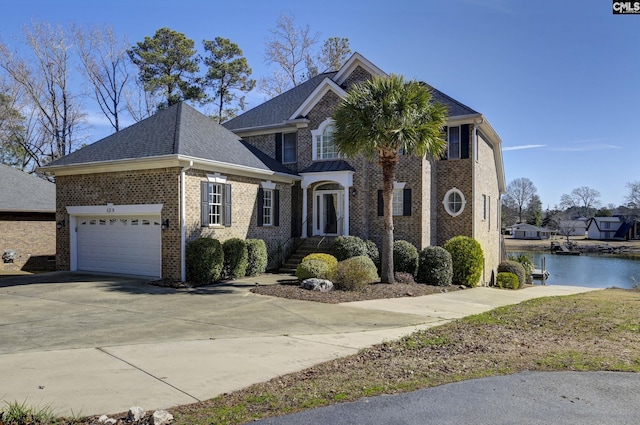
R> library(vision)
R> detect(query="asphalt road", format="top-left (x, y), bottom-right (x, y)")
top-left (253, 371), bottom-right (640, 425)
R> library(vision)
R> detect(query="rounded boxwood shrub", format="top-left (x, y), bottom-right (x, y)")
top-left (416, 246), bottom-right (453, 286)
top-left (301, 253), bottom-right (338, 280)
top-left (222, 238), bottom-right (248, 279)
top-left (334, 256), bottom-right (379, 291)
top-left (496, 272), bottom-right (519, 290)
top-left (245, 239), bottom-right (268, 277)
top-left (296, 259), bottom-right (330, 281)
top-left (393, 240), bottom-right (419, 276)
top-left (497, 260), bottom-right (526, 289)
top-left (331, 235), bottom-right (368, 261)
top-left (443, 236), bottom-right (484, 287)
top-left (186, 237), bottom-right (224, 286)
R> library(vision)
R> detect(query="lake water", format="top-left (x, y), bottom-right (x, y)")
top-left (508, 251), bottom-right (640, 289)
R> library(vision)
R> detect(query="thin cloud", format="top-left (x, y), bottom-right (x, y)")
top-left (549, 141), bottom-right (622, 152)
top-left (503, 144), bottom-right (546, 152)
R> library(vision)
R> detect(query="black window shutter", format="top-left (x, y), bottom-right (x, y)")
top-left (257, 188), bottom-right (264, 227)
top-left (442, 126), bottom-right (449, 160)
top-left (200, 181), bottom-right (208, 227)
top-left (224, 184), bottom-right (232, 227)
top-left (274, 189), bottom-right (280, 226)
top-left (403, 188), bottom-right (412, 216)
top-left (461, 124), bottom-right (470, 159)
top-left (377, 190), bottom-right (383, 216)
top-left (275, 133), bottom-right (283, 163)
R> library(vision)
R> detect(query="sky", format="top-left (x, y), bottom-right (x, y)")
top-left (1, 0), bottom-right (638, 208)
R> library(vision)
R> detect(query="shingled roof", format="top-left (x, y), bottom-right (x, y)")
top-left (0, 164), bottom-right (55, 212)
top-left (44, 102), bottom-right (295, 176)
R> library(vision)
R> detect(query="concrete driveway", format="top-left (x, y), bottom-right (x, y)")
top-left (0, 272), bottom-right (599, 417)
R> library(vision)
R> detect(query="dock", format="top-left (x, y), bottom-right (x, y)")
top-left (532, 268), bottom-right (550, 279)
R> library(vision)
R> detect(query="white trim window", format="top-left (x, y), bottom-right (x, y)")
top-left (311, 119), bottom-right (340, 160)
top-left (207, 183), bottom-right (223, 225)
top-left (392, 189), bottom-right (404, 216)
top-left (448, 126), bottom-right (460, 159)
top-left (262, 189), bottom-right (273, 226)
top-left (443, 188), bottom-right (466, 217)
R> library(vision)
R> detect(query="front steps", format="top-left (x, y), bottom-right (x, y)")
top-left (279, 236), bottom-right (336, 274)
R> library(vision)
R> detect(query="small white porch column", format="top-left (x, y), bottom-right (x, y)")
top-left (343, 187), bottom-right (350, 236)
top-left (301, 185), bottom-right (309, 238)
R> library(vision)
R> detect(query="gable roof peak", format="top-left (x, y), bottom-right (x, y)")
top-left (333, 52), bottom-right (387, 86)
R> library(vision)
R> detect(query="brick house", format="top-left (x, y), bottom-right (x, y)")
top-left (0, 164), bottom-right (56, 272)
top-left (42, 52), bottom-right (505, 284)
top-left (224, 53), bottom-right (506, 285)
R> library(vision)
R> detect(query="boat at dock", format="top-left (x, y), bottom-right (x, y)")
top-left (532, 268), bottom-right (550, 279)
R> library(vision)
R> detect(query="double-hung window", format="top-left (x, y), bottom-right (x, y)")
top-left (282, 133), bottom-right (297, 164)
top-left (392, 189), bottom-right (404, 216)
top-left (448, 126), bottom-right (460, 159)
top-left (207, 183), bottom-right (222, 225)
top-left (262, 189), bottom-right (273, 226)
top-left (311, 119), bottom-right (341, 160)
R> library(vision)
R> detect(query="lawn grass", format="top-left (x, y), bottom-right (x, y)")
top-left (166, 289), bottom-right (640, 425)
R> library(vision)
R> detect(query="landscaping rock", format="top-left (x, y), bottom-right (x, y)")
top-left (127, 406), bottom-right (146, 422)
top-left (301, 278), bottom-right (334, 292)
top-left (150, 410), bottom-right (174, 425)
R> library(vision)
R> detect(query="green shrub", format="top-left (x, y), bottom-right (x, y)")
top-left (334, 256), bottom-right (379, 291)
top-left (416, 246), bottom-right (453, 286)
top-left (508, 253), bottom-right (534, 284)
top-left (245, 239), bottom-right (268, 276)
top-left (496, 272), bottom-right (519, 289)
top-left (296, 259), bottom-right (330, 281)
top-left (365, 240), bottom-right (380, 268)
top-left (186, 238), bottom-right (224, 286)
top-left (222, 238), bottom-right (248, 279)
top-left (301, 253), bottom-right (338, 280)
top-left (497, 260), bottom-right (526, 289)
top-left (331, 235), bottom-right (368, 261)
top-left (393, 240), bottom-right (419, 275)
top-left (443, 236), bottom-right (484, 287)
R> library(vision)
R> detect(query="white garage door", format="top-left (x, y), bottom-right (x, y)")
top-left (76, 215), bottom-right (161, 277)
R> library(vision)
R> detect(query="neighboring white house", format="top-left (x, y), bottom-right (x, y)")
top-left (586, 217), bottom-right (631, 240)
top-left (511, 223), bottom-right (554, 240)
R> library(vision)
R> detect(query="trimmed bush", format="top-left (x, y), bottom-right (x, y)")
top-left (496, 272), bottom-right (519, 290)
top-left (301, 253), bottom-right (338, 280)
top-left (331, 235), bottom-right (368, 261)
top-left (186, 238), bottom-right (224, 286)
top-left (365, 240), bottom-right (380, 268)
top-left (222, 238), bottom-right (248, 279)
top-left (393, 240), bottom-right (419, 275)
top-left (443, 236), bottom-right (484, 287)
top-left (416, 246), bottom-right (453, 286)
top-left (498, 260), bottom-right (526, 289)
top-left (245, 239), bottom-right (268, 277)
top-left (296, 259), bottom-right (329, 281)
top-left (508, 253), bottom-right (534, 284)
top-left (334, 256), bottom-right (379, 291)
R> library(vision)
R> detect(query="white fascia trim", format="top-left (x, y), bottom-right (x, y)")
top-left (333, 52), bottom-right (387, 85)
top-left (67, 204), bottom-right (163, 216)
top-left (177, 156), bottom-right (300, 183)
top-left (300, 169), bottom-right (354, 190)
top-left (229, 120), bottom-right (309, 137)
top-left (290, 79), bottom-right (347, 119)
top-left (39, 155), bottom-right (180, 176)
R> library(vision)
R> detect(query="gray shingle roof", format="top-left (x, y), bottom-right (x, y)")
top-left (223, 72), bottom-right (337, 131)
top-left (43, 103), bottom-right (296, 176)
top-left (0, 164), bottom-right (55, 212)
top-left (424, 84), bottom-right (478, 117)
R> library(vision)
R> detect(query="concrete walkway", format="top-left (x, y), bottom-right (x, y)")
top-left (0, 272), bottom-right (599, 417)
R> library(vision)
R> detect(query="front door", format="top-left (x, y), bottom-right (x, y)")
top-left (314, 190), bottom-right (343, 236)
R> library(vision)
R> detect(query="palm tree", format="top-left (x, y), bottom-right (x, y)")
top-left (332, 74), bottom-right (447, 283)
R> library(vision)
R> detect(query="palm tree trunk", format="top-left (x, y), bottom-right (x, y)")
top-left (380, 159), bottom-right (396, 283)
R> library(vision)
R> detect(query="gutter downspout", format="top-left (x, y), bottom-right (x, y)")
top-left (181, 161), bottom-right (193, 282)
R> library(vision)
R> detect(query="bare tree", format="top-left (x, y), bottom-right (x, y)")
top-left (0, 22), bottom-right (85, 166)
top-left (560, 186), bottom-right (601, 218)
top-left (73, 24), bottom-right (131, 132)
top-left (503, 177), bottom-right (538, 223)
top-left (260, 13), bottom-right (319, 95)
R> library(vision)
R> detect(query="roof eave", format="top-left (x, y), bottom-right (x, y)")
top-left (229, 119), bottom-right (309, 137)
top-left (177, 155), bottom-right (300, 182)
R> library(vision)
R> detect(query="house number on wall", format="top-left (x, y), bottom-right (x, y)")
top-left (106, 207), bottom-right (116, 213)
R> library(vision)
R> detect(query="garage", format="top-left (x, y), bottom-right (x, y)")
top-left (75, 215), bottom-right (161, 277)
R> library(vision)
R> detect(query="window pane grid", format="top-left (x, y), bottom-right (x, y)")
top-left (208, 184), bottom-right (222, 225)
top-left (392, 189), bottom-right (403, 216)
top-left (263, 190), bottom-right (272, 226)
top-left (448, 126), bottom-right (460, 159)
